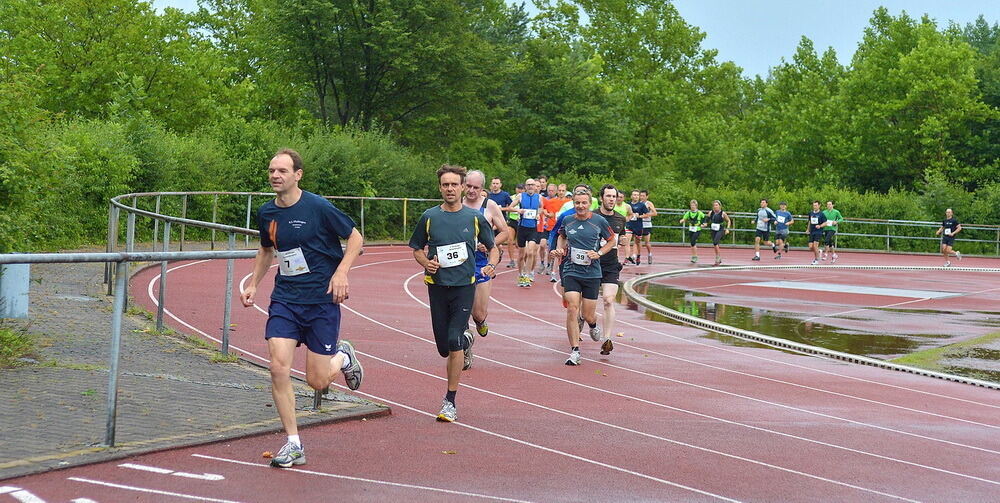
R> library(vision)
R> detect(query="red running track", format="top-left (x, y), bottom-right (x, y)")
top-left (6, 245), bottom-right (1000, 502)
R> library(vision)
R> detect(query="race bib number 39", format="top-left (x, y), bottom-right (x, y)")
top-left (278, 247), bottom-right (310, 276)
top-left (522, 209), bottom-right (537, 220)
top-left (571, 247), bottom-right (592, 266)
top-left (437, 242), bottom-right (469, 268)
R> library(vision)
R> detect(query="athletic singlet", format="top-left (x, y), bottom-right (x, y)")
top-left (518, 193), bottom-right (540, 228)
top-left (707, 211), bottom-right (725, 232)
top-left (613, 202), bottom-right (629, 218)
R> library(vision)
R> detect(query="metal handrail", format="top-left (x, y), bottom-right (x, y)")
top-left (623, 264), bottom-right (1000, 390)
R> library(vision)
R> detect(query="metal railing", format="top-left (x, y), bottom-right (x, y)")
top-left (623, 264), bottom-right (1000, 390)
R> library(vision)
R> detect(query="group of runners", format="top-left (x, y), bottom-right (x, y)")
top-left (678, 199), bottom-right (846, 266)
top-left (238, 149), bottom-right (968, 467)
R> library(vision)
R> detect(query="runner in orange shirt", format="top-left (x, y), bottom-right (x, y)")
top-left (539, 183), bottom-right (569, 276)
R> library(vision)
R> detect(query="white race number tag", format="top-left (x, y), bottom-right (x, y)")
top-left (810, 216), bottom-right (819, 225)
top-left (642, 219), bottom-right (653, 228)
top-left (711, 223), bottom-right (721, 231)
top-left (944, 228), bottom-right (952, 236)
top-left (571, 247), bottom-right (592, 266)
top-left (777, 216), bottom-right (786, 224)
top-left (522, 209), bottom-right (537, 220)
top-left (278, 247), bottom-right (310, 276)
top-left (436, 242), bottom-right (468, 268)
top-left (688, 225), bottom-right (700, 232)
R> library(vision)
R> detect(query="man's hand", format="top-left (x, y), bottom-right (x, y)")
top-left (477, 242), bottom-right (488, 253)
top-left (586, 250), bottom-right (601, 260)
top-left (550, 248), bottom-right (566, 258)
top-left (481, 264), bottom-right (496, 278)
top-left (327, 271), bottom-right (349, 304)
top-left (424, 258), bottom-right (441, 274)
top-left (240, 286), bottom-right (256, 307)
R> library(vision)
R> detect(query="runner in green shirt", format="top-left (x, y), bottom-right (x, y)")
top-left (822, 200), bottom-right (844, 263)
top-left (679, 199), bottom-right (706, 264)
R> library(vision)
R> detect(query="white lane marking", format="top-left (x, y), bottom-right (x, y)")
top-left (486, 289), bottom-right (1000, 455)
top-left (0, 487), bottom-right (19, 495)
top-left (158, 262), bottom-right (736, 501)
top-left (67, 478), bottom-right (240, 503)
top-left (119, 463), bottom-right (224, 481)
top-left (397, 274), bottom-right (1000, 489)
top-left (191, 455), bottom-right (534, 503)
top-left (635, 275), bottom-right (1000, 409)
top-left (738, 281), bottom-right (961, 299)
top-left (0, 487), bottom-right (45, 503)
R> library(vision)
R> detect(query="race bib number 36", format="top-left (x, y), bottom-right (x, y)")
top-left (278, 247), bottom-right (310, 276)
top-left (437, 242), bottom-right (469, 268)
top-left (571, 247), bottom-right (592, 266)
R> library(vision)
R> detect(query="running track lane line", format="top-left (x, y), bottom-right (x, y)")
top-left (480, 278), bottom-right (1000, 455)
top-left (394, 274), bottom-right (1000, 487)
top-left (67, 477), bottom-right (242, 503)
top-left (150, 260), bottom-right (739, 502)
top-left (555, 268), bottom-right (1000, 410)
top-left (190, 455), bottom-right (533, 503)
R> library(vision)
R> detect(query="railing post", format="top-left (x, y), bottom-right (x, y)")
top-left (360, 199), bottom-right (365, 238)
top-left (245, 195), bottom-right (253, 248)
top-left (104, 260), bottom-right (129, 447)
top-left (107, 205), bottom-right (120, 296)
top-left (403, 198), bottom-right (408, 240)
top-left (211, 194), bottom-right (219, 251)
top-left (105, 202), bottom-right (114, 285)
top-left (886, 224), bottom-right (890, 251)
top-left (156, 221), bottom-right (171, 332)
top-left (221, 233), bottom-right (235, 356)
top-left (124, 209), bottom-right (136, 311)
top-left (180, 194), bottom-right (188, 251)
top-left (152, 195), bottom-right (161, 252)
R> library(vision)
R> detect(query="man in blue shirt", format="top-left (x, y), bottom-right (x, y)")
top-left (806, 200), bottom-right (828, 265)
top-left (487, 176), bottom-right (513, 265)
top-left (550, 189), bottom-right (616, 366)
top-left (241, 148), bottom-right (365, 468)
top-left (773, 202), bottom-right (794, 260)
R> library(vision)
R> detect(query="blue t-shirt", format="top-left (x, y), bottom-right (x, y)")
top-left (550, 208), bottom-right (576, 239)
top-left (488, 190), bottom-right (512, 215)
top-left (559, 213), bottom-right (613, 279)
top-left (629, 201), bottom-right (648, 231)
top-left (774, 210), bottom-right (793, 232)
top-left (258, 191), bottom-right (357, 304)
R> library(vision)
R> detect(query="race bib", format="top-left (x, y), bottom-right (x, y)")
top-left (436, 242), bottom-right (468, 268)
top-left (810, 217), bottom-right (818, 225)
top-left (642, 219), bottom-right (653, 228)
top-left (944, 228), bottom-right (952, 236)
top-left (522, 209), bottom-right (537, 220)
top-left (777, 216), bottom-right (786, 224)
top-left (688, 225), bottom-right (700, 232)
top-left (710, 223), bottom-right (721, 231)
top-left (278, 247), bottom-right (310, 276)
top-left (570, 247), bottom-right (592, 266)
top-left (600, 238), bottom-right (608, 247)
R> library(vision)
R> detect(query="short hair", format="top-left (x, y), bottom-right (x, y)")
top-left (466, 169), bottom-right (486, 186)
top-left (516, 183), bottom-right (525, 190)
top-left (826, 200), bottom-right (834, 204)
top-left (574, 183), bottom-right (591, 192)
top-left (690, 199), bottom-right (698, 205)
top-left (272, 148), bottom-right (303, 171)
top-left (573, 188), bottom-right (592, 200)
top-left (437, 164), bottom-right (467, 183)
top-left (813, 200), bottom-right (821, 205)
top-left (491, 176), bottom-right (502, 182)
top-left (761, 198), bottom-right (768, 203)
top-left (779, 201), bottom-right (787, 206)
top-left (599, 184), bottom-right (617, 198)
top-left (712, 199), bottom-right (722, 207)
top-left (640, 189), bottom-right (648, 195)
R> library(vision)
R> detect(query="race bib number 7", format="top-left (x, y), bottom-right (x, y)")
top-left (437, 242), bottom-right (469, 268)
top-left (278, 247), bottom-right (310, 276)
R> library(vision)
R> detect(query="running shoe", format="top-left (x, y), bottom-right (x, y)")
top-left (337, 341), bottom-right (364, 391)
top-left (831, 253), bottom-right (838, 264)
top-left (517, 275), bottom-right (527, 287)
top-left (784, 243), bottom-right (789, 253)
top-left (462, 330), bottom-right (474, 370)
top-left (475, 320), bottom-right (489, 337)
top-left (772, 244), bottom-right (778, 253)
top-left (691, 256), bottom-right (698, 263)
top-left (944, 261), bottom-right (952, 267)
top-left (589, 324), bottom-right (603, 342)
top-left (647, 254), bottom-right (653, 265)
top-left (821, 253), bottom-right (827, 261)
top-left (774, 254), bottom-right (781, 260)
top-left (714, 257), bottom-right (722, 266)
top-left (529, 272), bottom-right (535, 283)
top-left (565, 349), bottom-right (581, 366)
top-left (550, 276), bottom-right (557, 283)
top-left (507, 260), bottom-right (516, 268)
top-left (811, 260), bottom-right (818, 265)
top-left (600, 339), bottom-right (614, 355)
top-left (956, 251), bottom-right (962, 261)
top-left (270, 441), bottom-right (306, 468)
top-left (752, 256), bottom-right (760, 261)
top-left (436, 399), bottom-right (457, 422)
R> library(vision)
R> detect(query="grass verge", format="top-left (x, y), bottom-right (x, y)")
top-left (892, 331), bottom-right (1000, 377)
top-left (0, 324), bottom-right (35, 368)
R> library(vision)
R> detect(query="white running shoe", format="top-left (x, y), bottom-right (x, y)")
top-left (589, 324), bottom-right (602, 342)
top-left (565, 350), bottom-right (581, 366)
top-left (436, 399), bottom-right (457, 422)
top-left (831, 253), bottom-right (838, 264)
top-left (956, 251), bottom-right (962, 261)
top-left (944, 261), bottom-right (951, 267)
top-left (336, 341), bottom-right (363, 391)
top-left (811, 260), bottom-right (818, 265)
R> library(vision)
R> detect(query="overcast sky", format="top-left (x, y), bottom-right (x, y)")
top-left (154, 0), bottom-right (999, 77)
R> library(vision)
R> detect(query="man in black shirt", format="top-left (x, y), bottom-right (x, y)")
top-left (596, 184), bottom-right (625, 356)
top-left (935, 208), bottom-right (963, 267)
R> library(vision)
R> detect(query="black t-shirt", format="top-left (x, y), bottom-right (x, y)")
top-left (598, 209), bottom-right (626, 264)
top-left (942, 218), bottom-right (960, 237)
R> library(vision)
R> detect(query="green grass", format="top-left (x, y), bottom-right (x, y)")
top-left (210, 353), bottom-right (239, 363)
top-left (892, 331), bottom-right (1000, 372)
top-left (0, 325), bottom-right (34, 368)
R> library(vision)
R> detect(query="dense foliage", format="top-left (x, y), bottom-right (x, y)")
top-left (0, 0), bottom-right (997, 251)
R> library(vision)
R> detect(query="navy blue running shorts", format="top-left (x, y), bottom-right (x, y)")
top-left (265, 300), bottom-right (341, 355)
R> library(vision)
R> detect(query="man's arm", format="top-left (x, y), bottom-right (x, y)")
top-left (487, 201), bottom-right (509, 246)
top-left (240, 245), bottom-right (274, 307)
top-left (646, 201), bottom-right (657, 217)
top-left (327, 228), bottom-right (363, 303)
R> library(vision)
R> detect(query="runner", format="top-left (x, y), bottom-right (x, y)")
top-left (822, 200), bottom-right (844, 263)
top-left (549, 184), bottom-right (591, 283)
top-left (558, 183), bottom-right (569, 198)
top-left (503, 183), bottom-right (524, 268)
top-left (752, 199), bottom-right (777, 261)
top-left (596, 184), bottom-right (626, 355)
top-left (935, 208), bottom-right (963, 267)
top-left (512, 178), bottom-right (542, 287)
top-left (487, 176), bottom-right (513, 266)
top-left (614, 191), bottom-right (634, 263)
top-left (638, 190), bottom-right (658, 264)
top-left (539, 183), bottom-right (568, 276)
top-left (679, 199), bottom-right (705, 263)
top-left (704, 200), bottom-right (731, 266)
top-left (537, 175), bottom-right (549, 197)
top-left (240, 148), bottom-right (365, 468)
top-left (550, 188), bottom-right (616, 365)
top-left (627, 190), bottom-right (647, 265)
top-left (773, 202), bottom-right (794, 260)
top-left (807, 200), bottom-right (828, 265)
top-left (409, 164), bottom-right (498, 423)
top-left (464, 170), bottom-right (508, 338)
